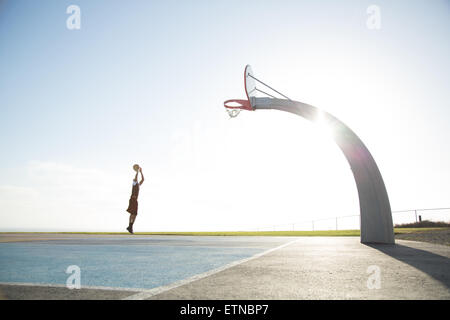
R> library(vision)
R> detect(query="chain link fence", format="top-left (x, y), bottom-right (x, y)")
top-left (252, 207), bottom-right (450, 232)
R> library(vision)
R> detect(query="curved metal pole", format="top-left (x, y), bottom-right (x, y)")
top-left (253, 97), bottom-right (395, 244)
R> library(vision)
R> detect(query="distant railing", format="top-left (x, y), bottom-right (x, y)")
top-left (251, 207), bottom-right (450, 232)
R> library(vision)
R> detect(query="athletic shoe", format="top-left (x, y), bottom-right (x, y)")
top-left (126, 226), bottom-right (134, 234)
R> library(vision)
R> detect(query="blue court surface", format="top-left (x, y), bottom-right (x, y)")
top-left (0, 235), bottom-right (290, 290)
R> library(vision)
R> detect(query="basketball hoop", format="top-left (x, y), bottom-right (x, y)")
top-left (222, 64), bottom-right (395, 244)
top-left (223, 65), bottom-right (290, 119)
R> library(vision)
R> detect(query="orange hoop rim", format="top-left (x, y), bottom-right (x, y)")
top-left (223, 99), bottom-right (253, 110)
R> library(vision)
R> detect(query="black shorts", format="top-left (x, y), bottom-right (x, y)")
top-left (126, 197), bottom-right (138, 215)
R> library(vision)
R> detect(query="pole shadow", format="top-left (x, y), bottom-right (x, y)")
top-left (365, 243), bottom-right (450, 290)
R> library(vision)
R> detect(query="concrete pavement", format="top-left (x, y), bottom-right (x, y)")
top-left (147, 237), bottom-right (450, 300)
top-left (0, 234), bottom-right (448, 299)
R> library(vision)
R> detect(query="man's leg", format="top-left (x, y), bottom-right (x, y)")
top-left (127, 214), bottom-right (137, 234)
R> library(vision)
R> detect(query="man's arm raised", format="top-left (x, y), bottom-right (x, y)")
top-left (139, 168), bottom-right (144, 186)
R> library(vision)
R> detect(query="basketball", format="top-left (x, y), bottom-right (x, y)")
top-left (133, 164), bottom-right (140, 172)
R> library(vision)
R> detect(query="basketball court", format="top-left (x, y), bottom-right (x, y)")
top-left (0, 233), bottom-right (448, 300)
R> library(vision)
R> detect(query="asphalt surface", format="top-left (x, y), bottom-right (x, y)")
top-left (148, 237), bottom-right (450, 300)
top-left (0, 234), bottom-right (290, 289)
top-left (0, 234), bottom-right (449, 300)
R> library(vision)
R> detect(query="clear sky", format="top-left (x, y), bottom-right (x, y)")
top-left (0, 0), bottom-right (449, 232)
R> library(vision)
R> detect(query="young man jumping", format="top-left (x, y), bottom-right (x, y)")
top-left (126, 165), bottom-right (144, 234)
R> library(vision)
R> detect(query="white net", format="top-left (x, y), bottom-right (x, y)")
top-left (226, 108), bottom-right (241, 118)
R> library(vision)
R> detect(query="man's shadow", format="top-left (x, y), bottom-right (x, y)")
top-left (365, 242), bottom-right (450, 290)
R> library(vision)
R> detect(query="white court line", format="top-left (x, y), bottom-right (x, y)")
top-left (0, 281), bottom-right (146, 292)
top-left (123, 238), bottom-right (301, 300)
